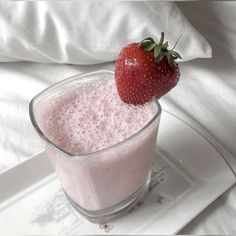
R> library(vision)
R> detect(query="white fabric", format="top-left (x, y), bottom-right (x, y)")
top-left (0, 1), bottom-right (236, 235)
top-left (0, 1), bottom-right (211, 64)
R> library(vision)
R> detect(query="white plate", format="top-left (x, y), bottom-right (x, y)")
top-left (0, 111), bottom-right (235, 235)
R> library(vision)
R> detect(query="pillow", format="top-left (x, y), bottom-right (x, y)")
top-left (0, 1), bottom-right (211, 64)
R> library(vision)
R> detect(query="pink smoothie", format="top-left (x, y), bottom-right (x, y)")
top-left (39, 79), bottom-right (160, 211)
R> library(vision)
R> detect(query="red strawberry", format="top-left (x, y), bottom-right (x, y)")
top-left (115, 32), bottom-right (181, 105)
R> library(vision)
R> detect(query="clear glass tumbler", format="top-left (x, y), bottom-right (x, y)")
top-left (29, 70), bottom-right (162, 223)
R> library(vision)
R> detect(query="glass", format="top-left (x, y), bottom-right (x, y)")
top-left (29, 70), bottom-right (162, 223)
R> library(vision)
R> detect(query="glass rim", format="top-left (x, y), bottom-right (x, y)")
top-left (29, 70), bottom-right (162, 159)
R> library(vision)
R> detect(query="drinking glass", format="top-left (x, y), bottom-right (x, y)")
top-left (29, 70), bottom-right (162, 223)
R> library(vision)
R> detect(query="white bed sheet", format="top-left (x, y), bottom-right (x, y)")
top-left (1, 1), bottom-right (236, 235)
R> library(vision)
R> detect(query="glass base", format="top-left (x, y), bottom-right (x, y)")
top-left (64, 172), bottom-right (151, 224)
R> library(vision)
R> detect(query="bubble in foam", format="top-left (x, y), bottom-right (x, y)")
top-left (39, 79), bottom-right (157, 155)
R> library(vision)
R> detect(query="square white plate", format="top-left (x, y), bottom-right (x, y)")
top-left (0, 111), bottom-right (235, 235)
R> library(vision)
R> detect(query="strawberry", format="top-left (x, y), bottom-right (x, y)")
top-left (115, 32), bottom-right (181, 105)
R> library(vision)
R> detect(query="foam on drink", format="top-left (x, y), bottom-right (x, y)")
top-left (39, 79), bottom-right (156, 155)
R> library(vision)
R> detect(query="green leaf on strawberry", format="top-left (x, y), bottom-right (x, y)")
top-left (139, 32), bottom-right (182, 69)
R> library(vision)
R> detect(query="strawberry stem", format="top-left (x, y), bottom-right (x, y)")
top-left (170, 33), bottom-right (183, 51)
top-left (159, 32), bottom-right (164, 46)
top-left (139, 32), bottom-right (182, 68)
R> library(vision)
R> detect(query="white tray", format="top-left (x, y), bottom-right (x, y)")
top-left (0, 111), bottom-right (235, 235)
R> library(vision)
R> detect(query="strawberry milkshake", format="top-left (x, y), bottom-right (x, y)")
top-left (30, 71), bottom-right (161, 222)
top-left (30, 32), bottom-right (181, 223)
